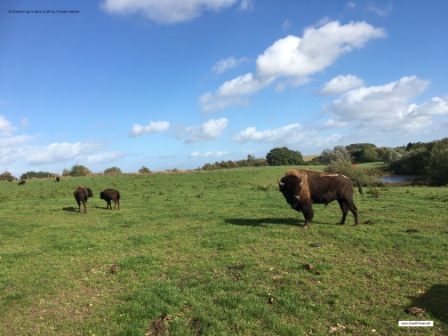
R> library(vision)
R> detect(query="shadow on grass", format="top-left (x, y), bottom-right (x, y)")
top-left (408, 284), bottom-right (448, 326)
top-left (62, 206), bottom-right (78, 212)
top-left (224, 217), bottom-right (302, 227)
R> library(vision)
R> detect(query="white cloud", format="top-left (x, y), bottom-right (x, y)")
top-left (323, 76), bottom-right (448, 135)
top-left (200, 20), bottom-right (386, 113)
top-left (0, 116), bottom-right (16, 137)
top-left (212, 57), bottom-right (249, 74)
top-left (257, 21), bottom-right (386, 82)
top-left (200, 74), bottom-right (273, 113)
top-left (318, 75), bottom-right (365, 95)
top-left (24, 141), bottom-right (103, 165)
top-left (189, 150), bottom-right (228, 158)
top-left (233, 123), bottom-right (305, 144)
top-left (181, 118), bottom-right (228, 143)
top-left (233, 123), bottom-right (344, 150)
top-left (87, 152), bottom-right (125, 164)
top-left (101, 0), bottom-right (242, 24)
top-left (129, 121), bottom-right (170, 137)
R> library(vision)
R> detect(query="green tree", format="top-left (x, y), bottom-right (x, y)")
top-left (0, 171), bottom-right (14, 181)
top-left (70, 165), bottom-right (92, 176)
top-left (266, 147), bottom-right (304, 166)
top-left (139, 166), bottom-right (151, 174)
top-left (104, 166), bottom-right (122, 175)
top-left (319, 146), bottom-right (351, 164)
top-left (427, 139), bottom-right (448, 185)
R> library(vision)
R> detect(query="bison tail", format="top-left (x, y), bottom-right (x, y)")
top-left (354, 179), bottom-right (363, 196)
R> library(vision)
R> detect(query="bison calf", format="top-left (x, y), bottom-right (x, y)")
top-left (74, 185), bottom-right (93, 212)
top-left (100, 189), bottom-right (120, 210)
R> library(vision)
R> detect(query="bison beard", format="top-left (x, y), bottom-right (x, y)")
top-left (74, 186), bottom-right (93, 212)
top-left (278, 169), bottom-right (362, 228)
top-left (100, 189), bottom-right (120, 210)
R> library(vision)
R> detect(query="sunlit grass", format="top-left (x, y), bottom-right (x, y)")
top-left (0, 167), bottom-right (447, 335)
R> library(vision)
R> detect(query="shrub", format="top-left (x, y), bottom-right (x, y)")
top-left (69, 165), bottom-right (92, 177)
top-left (266, 147), bottom-right (304, 166)
top-left (325, 160), bottom-right (380, 186)
top-left (104, 166), bottom-right (122, 175)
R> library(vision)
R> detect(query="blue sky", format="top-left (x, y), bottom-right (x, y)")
top-left (1, 0), bottom-right (447, 176)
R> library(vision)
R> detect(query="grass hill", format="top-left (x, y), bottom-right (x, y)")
top-left (1, 166), bottom-right (447, 335)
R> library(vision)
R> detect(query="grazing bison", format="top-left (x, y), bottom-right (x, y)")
top-left (74, 185), bottom-right (93, 212)
top-left (18, 180), bottom-right (26, 185)
top-left (55, 176), bottom-right (60, 182)
top-left (278, 169), bottom-right (363, 228)
top-left (100, 189), bottom-right (120, 210)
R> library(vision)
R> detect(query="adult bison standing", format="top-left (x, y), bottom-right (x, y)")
top-left (74, 185), bottom-right (93, 212)
top-left (100, 189), bottom-right (120, 210)
top-left (278, 169), bottom-right (362, 228)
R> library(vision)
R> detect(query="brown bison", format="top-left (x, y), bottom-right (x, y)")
top-left (74, 185), bottom-right (93, 212)
top-left (278, 169), bottom-right (362, 228)
top-left (100, 189), bottom-right (120, 210)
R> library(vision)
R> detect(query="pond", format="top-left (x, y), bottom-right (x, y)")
top-left (379, 175), bottom-right (425, 183)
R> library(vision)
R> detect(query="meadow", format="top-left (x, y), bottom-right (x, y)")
top-left (0, 166), bottom-right (447, 335)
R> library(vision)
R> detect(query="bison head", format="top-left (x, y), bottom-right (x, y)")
top-left (278, 175), bottom-right (303, 209)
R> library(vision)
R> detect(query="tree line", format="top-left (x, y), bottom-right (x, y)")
top-left (1, 137), bottom-right (447, 185)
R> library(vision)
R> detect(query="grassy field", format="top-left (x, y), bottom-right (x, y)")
top-left (1, 166), bottom-right (447, 335)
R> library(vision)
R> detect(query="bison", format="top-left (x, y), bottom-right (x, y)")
top-left (100, 189), bottom-right (120, 210)
top-left (278, 169), bottom-right (363, 228)
top-left (74, 185), bottom-right (93, 212)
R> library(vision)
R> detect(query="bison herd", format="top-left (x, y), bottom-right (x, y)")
top-left (74, 186), bottom-right (120, 212)
top-left (70, 168), bottom-right (362, 227)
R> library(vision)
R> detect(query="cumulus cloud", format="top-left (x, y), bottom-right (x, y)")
top-left (324, 76), bottom-right (448, 134)
top-left (101, 0), bottom-right (244, 24)
top-left (180, 118), bottom-right (228, 143)
top-left (318, 75), bottom-right (365, 95)
top-left (24, 141), bottom-right (103, 165)
top-left (189, 150), bottom-right (228, 158)
top-left (212, 57), bottom-right (249, 74)
top-left (87, 152), bottom-right (125, 164)
top-left (233, 123), bottom-right (344, 150)
top-left (0, 116), bottom-right (16, 137)
top-left (200, 20), bottom-right (386, 113)
top-left (129, 121), bottom-right (170, 137)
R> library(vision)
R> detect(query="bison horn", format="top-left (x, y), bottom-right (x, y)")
top-left (277, 176), bottom-right (285, 187)
top-left (299, 177), bottom-right (303, 186)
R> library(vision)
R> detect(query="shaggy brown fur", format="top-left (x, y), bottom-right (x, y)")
top-left (74, 185), bottom-right (93, 212)
top-left (279, 169), bottom-right (362, 228)
top-left (100, 189), bottom-right (120, 210)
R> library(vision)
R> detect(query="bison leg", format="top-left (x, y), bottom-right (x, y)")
top-left (301, 204), bottom-right (314, 228)
top-left (339, 199), bottom-right (359, 226)
top-left (82, 201), bottom-right (87, 213)
top-left (337, 200), bottom-right (348, 225)
top-left (348, 202), bottom-right (359, 226)
top-left (114, 200), bottom-right (120, 210)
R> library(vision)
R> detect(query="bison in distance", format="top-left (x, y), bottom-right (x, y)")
top-left (74, 185), bottom-right (93, 213)
top-left (100, 189), bottom-right (120, 210)
top-left (278, 169), bottom-right (363, 228)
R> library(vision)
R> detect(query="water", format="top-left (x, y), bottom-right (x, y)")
top-left (380, 175), bottom-right (423, 183)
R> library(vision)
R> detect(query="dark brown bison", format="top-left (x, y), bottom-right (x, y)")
top-left (100, 189), bottom-right (120, 210)
top-left (55, 176), bottom-right (60, 182)
top-left (18, 180), bottom-right (26, 185)
top-left (74, 185), bottom-right (93, 212)
top-left (278, 169), bottom-right (363, 228)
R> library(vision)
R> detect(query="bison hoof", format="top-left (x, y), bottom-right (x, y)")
top-left (353, 223), bottom-right (360, 226)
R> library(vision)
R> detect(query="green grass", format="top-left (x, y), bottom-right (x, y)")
top-left (1, 167), bottom-right (447, 335)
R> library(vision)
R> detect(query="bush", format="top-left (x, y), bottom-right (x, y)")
top-left (69, 165), bottom-right (92, 177)
top-left (104, 166), bottom-right (122, 175)
top-left (139, 166), bottom-right (151, 174)
top-left (20, 171), bottom-right (55, 179)
top-left (325, 161), bottom-right (380, 186)
top-left (427, 140), bottom-right (448, 185)
top-left (266, 147), bottom-right (304, 166)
